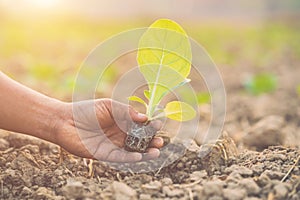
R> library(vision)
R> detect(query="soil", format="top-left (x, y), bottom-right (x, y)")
top-left (1, 62), bottom-right (300, 199)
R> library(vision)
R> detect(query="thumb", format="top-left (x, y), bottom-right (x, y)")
top-left (129, 107), bottom-right (148, 123)
top-left (109, 100), bottom-right (148, 123)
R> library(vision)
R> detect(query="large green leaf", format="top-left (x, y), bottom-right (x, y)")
top-left (164, 101), bottom-right (196, 121)
top-left (137, 19), bottom-right (192, 117)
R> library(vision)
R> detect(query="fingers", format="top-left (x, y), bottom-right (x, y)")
top-left (148, 120), bottom-right (162, 130)
top-left (128, 108), bottom-right (148, 123)
top-left (148, 137), bottom-right (164, 148)
top-left (106, 99), bottom-right (148, 123)
top-left (106, 149), bottom-right (143, 163)
top-left (141, 148), bottom-right (160, 161)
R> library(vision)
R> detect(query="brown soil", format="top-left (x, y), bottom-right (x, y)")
top-left (1, 62), bottom-right (300, 200)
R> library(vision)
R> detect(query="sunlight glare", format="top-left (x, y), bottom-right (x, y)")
top-left (26, 0), bottom-right (60, 9)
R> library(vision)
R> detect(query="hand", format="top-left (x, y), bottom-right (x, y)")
top-left (55, 98), bottom-right (163, 162)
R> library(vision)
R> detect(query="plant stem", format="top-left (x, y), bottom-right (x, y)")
top-left (147, 48), bottom-right (166, 118)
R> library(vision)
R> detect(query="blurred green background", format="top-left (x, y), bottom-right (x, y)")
top-left (0, 0), bottom-right (299, 101)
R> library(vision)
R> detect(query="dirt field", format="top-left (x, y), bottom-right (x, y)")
top-left (1, 59), bottom-right (300, 200)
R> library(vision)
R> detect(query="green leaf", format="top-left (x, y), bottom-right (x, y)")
top-left (164, 101), bottom-right (196, 121)
top-left (297, 85), bottom-right (300, 97)
top-left (244, 73), bottom-right (277, 95)
top-left (128, 96), bottom-right (147, 108)
top-left (197, 92), bottom-right (211, 105)
top-left (137, 19), bottom-right (192, 117)
top-left (144, 90), bottom-right (150, 99)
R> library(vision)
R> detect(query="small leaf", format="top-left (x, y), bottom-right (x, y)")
top-left (297, 85), bottom-right (300, 97)
top-left (197, 92), bottom-right (211, 105)
top-left (244, 73), bottom-right (277, 95)
top-left (128, 96), bottom-right (147, 108)
top-left (144, 90), bottom-right (150, 99)
top-left (164, 101), bottom-right (196, 121)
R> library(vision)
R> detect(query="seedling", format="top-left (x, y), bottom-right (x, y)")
top-left (244, 73), bottom-right (277, 95)
top-left (125, 19), bottom-right (196, 152)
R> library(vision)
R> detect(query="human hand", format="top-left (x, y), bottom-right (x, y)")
top-left (54, 98), bottom-right (163, 162)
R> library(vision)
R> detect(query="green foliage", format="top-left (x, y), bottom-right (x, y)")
top-left (129, 19), bottom-right (196, 122)
top-left (244, 73), bottom-right (277, 95)
top-left (163, 101), bottom-right (196, 121)
top-left (196, 92), bottom-right (211, 105)
top-left (297, 85), bottom-right (300, 97)
top-left (2, 16), bottom-right (299, 100)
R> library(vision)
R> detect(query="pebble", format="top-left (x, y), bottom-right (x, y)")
top-left (111, 181), bottom-right (137, 200)
top-left (161, 177), bottom-right (173, 186)
top-left (142, 180), bottom-right (162, 190)
top-left (243, 115), bottom-right (285, 150)
top-left (140, 193), bottom-right (152, 200)
top-left (239, 178), bottom-right (260, 195)
top-left (62, 179), bottom-right (85, 199)
top-left (263, 170), bottom-right (285, 180)
top-left (251, 163), bottom-right (264, 175)
top-left (257, 173), bottom-right (271, 187)
top-left (208, 195), bottom-right (223, 200)
top-left (244, 197), bottom-right (261, 200)
top-left (203, 181), bottom-right (224, 196)
top-left (193, 185), bottom-right (204, 197)
top-left (224, 165), bottom-right (253, 177)
top-left (223, 188), bottom-right (246, 200)
top-left (226, 171), bottom-right (243, 182)
top-left (20, 186), bottom-right (32, 196)
top-left (190, 170), bottom-right (207, 181)
top-left (33, 187), bottom-right (55, 199)
top-left (162, 186), bottom-right (184, 197)
top-left (273, 183), bottom-right (289, 199)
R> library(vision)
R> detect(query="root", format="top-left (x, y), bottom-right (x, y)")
top-left (281, 155), bottom-right (300, 182)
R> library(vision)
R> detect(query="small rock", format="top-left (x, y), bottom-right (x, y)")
top-left (225, 165), bottom-right (253, 177)
top-left (208, 195), bottom-right (223, 200)
top-left (0, 138), bottom-right (9, 150)
top-left (161, 177), bottom-right (173, 186)
top-left (162, 186), bottom-right (184, 197)
top-left (239, 178), bottom-right (260, 195)
top-left (243, 115), bottom-right (285, 150)
top-left (203, 181), bottom-right (224, 196)
top-left (62, 179), bottom-right (85, 199)
top-left (183, 139), bottom-right (200, 152)
top-left (111, 181), bottom-right (137, 200)
top-left (190, 170), bottom-right (207, 181)
top-left (139, 193), bottom-right (151, 200)
top-left (20, 186), bottom-right (32, 197)
top-left (265, 153), bottom-right (287, 162)
top-left (263, 170), bottom-right (285, 180)
top-left (193, 185), bottom-right (204, 197)
top-left (223, 188), bottom-right (246, 200)
top-left (142, 180), bottom-right (162, 190)
top-left (226, 172), bottom-right (243, 183)
top-left (257, 173), bottom-right (271, 187)
top-left (244, 197), bottom-right (261, 200)
top-left (251, 163), bottom-right (264, 175)
top-left (33, 187), bottom-right (55, 199)
top-left (273, 183), bottom-right (289, 199)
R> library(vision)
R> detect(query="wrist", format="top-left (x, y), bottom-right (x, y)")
top-left (39, 100), bottom-right (73, 144)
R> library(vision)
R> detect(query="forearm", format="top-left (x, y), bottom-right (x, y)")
top-left (0, 71), bottom-right (67, 143)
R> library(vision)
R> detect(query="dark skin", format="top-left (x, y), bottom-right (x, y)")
top-left (0, 71), bottom-right (163, 162)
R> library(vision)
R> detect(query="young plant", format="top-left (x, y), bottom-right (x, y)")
top-left (125, 19), bottom-right (196, 152)
top-left (244, 73), bottom-right (277, 95)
